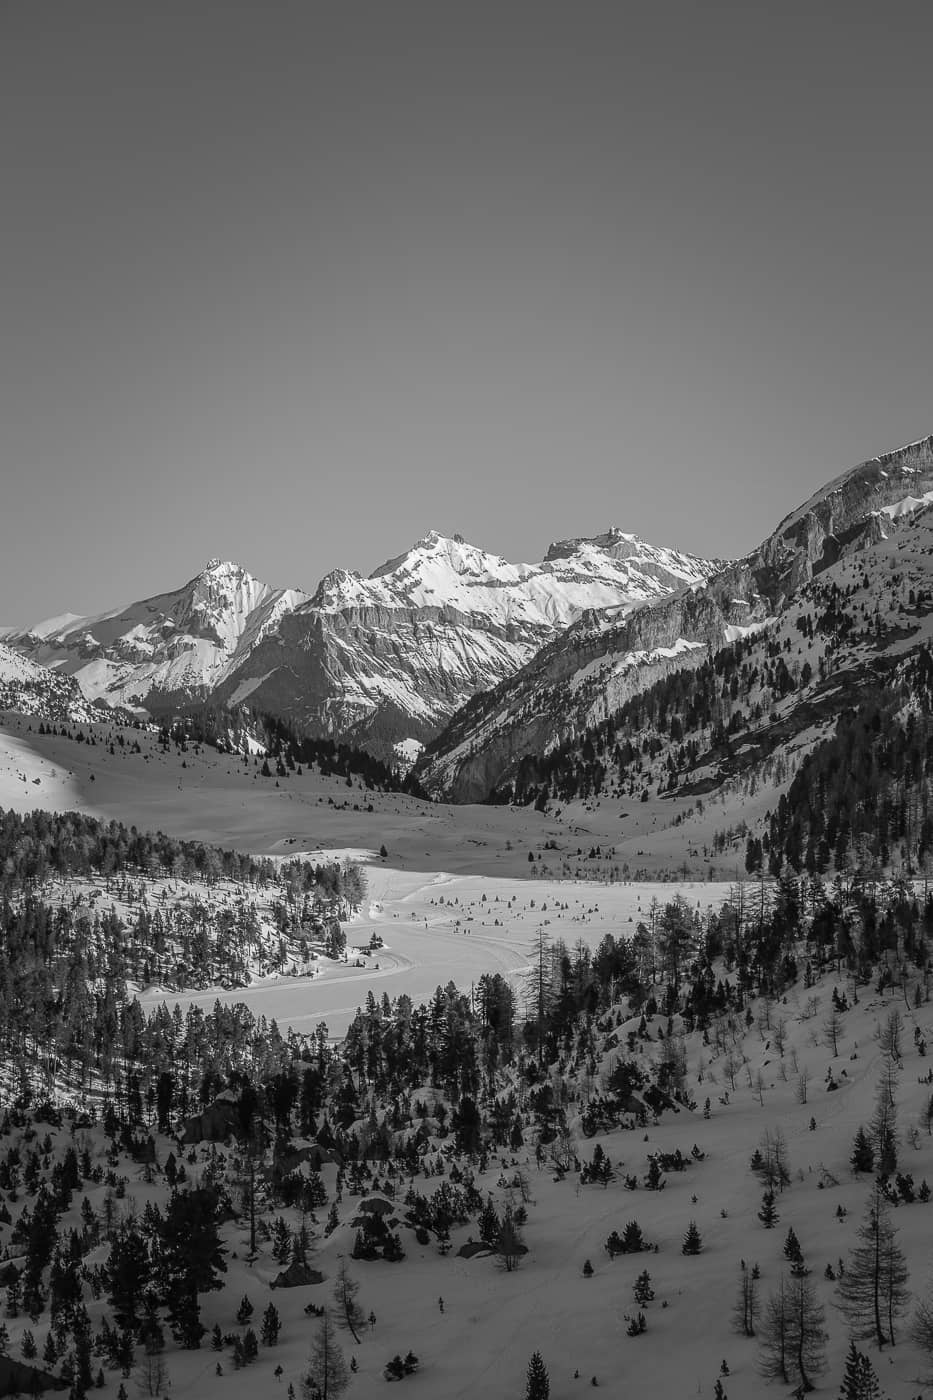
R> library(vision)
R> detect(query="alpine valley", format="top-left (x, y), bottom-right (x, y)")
top-left (1, 437), bottom-right (933, 1400)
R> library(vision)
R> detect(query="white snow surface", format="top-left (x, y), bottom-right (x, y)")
top-left (878, 489), bottom-right (933, 520)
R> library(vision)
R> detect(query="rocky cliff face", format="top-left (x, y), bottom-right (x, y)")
top-left (418, 435), bottom-right (933, 800)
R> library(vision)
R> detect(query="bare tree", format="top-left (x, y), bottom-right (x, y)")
top-left (332, 1259), bottom-right (364, 1344)
top-left (869, 1062), bottom-right (900, 1176)
top-left (755, 1127), bottom-right (791, 1192)
top-left (823, 1007), bottom-right (842, 1057)
top-left (786, 1274), bottom-right (827, 1391)
top-left (758, 1274), bottom-right (792, 1385)
top-left (496, 1204), bottom-right (525, 1273)
top-left (878, 1008), bottom-right (903, 1063)
top-left (758, 1273), bottom-right (826, 1392)
top-left (135, 1354), bottom-right (169, 1399)
top-left (732, 1262), bottom-right (760, 1337)
top-left (912, 1288), bottom-right (933, 1378)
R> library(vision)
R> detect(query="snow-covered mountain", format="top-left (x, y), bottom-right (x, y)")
top-left (209, 529), bottom-right (719, 748)
top-left (6, 560), bottom-right (311, 714)
top-left (2, 533), bottom-right (716, 751)
top-left (418, 434), bottom-right (933, 801)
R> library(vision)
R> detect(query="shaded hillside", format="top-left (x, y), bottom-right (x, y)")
top-left (418, 435), bottom-right (933, 803)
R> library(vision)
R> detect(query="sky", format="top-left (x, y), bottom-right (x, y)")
top-left (2, 1), bottom-right (933, 625)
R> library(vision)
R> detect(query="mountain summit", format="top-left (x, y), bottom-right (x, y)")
top-left (8, 561), bottom-right (311, 713)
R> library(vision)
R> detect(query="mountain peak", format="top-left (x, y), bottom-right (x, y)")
top-left (201, 558), bottom-right (251, 580)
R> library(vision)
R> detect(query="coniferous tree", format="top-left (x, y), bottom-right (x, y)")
top-left (525, 1350), bottom-right (550, 1400)
top-left (758, 1191), bottom-right (779, 1228)
top-left (260, 1302), bottom-right (281, 1347)
top-left (837, 1184), bottom-right (909, 1348)
top-left (332, 1260), bottom-right (363, 1344)
top-left (302, 1311), bottom-right (349, 1400)
top-left (682, 1221), bottom-right (702, 1255)
top-left (496, 1204), bottom-right (525, 1272)
top-left (160, 1187), bottom-right (226, 1349)
top-left (107, 1226), bottom-right (150, 1333)
top-left (733, 1263), bottom-right (760, 1337)
top-left (838, 1339), bottom-right (883, 1400)
top-left (850, 1126), bottom-right (875, 1174)
top-left (758, 1276), bottom-right (792, 1385)
top-left (786, 1274), bottom-right (827, 1392)
top-left (784, 1227), bottom-right (802, 1263)
top-left (870, 1063), bottom-right (899, 1177)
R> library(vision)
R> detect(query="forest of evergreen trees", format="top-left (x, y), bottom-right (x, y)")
top-left (153, 708), bottom-right (423, 795)
top-left (764, 653), bottom-right (933, 877)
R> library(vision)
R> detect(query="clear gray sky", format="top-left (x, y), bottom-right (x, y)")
top-left (2, 1), bottom-right (932, 624)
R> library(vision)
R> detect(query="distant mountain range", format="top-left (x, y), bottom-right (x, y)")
top-left (0, 530), bottom-right (717, 755)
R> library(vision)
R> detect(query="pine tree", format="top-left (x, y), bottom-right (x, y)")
top-left (525, 1350), bottom-right (550, 1400)
top-left (160, 1187), bottom-right (227, 1348)
top-left (260, 1302), bottom-right (281, 1347)
top-left (850, 1126), bottom-right (875, 1174)
top-left (784, 1226), bottom-right (803, 1263)
top-left (478, 1198), bottom-right (500, 1246)
top-left (682, 1221), bottom-right (702, 1255)
top-left (271, 1216), bottom-right (292, 1265)
top-left (758, 1191), bottom-right (779, 1228)
top-left (633, 1270), bottom-right (655, 1305)
top-left (621, 1220), bottom-right (646, 1253)
top-left (838, 1339), bottom-right (883, 1400)
top-left (837, 1184), bottom-right (909, 1348)
top-left (236, 1295), bottom-right (254, 1326)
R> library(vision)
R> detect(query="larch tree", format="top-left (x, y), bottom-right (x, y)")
top-left (912, 1286), bottom-right (933, 1379)
top-left (786, 1274), bottom-right (827, 1392)
top-left (332, 1258), bottom-right (364, 1345)
top-left (302, 1311), bottom-right (349, 1400)
top-left (837, 1184), bottom-right (909, 1348)
top-left (758, 1275), bottom-right (792, 1385)
top-left (869, 1060), bottom-right (900, 1176)
top-left (732, 1262), bottom-right (760, 1337)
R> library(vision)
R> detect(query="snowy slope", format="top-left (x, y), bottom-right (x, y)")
top-left (0, 640), bottom-right (104, 723)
